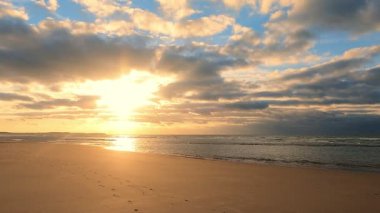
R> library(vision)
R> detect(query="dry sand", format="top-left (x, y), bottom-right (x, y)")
top-left (0, 143), bottom-right (379, 213)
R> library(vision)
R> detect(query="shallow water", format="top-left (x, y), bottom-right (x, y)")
top-left (1, 133), bottom-right (379, 171)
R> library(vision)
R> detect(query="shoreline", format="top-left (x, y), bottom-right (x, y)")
top-left (122, 150), bottom-right (380, 173)
top-left (141, 151), bottom-right (380, 173)
top-left (3, 140), bottom-right (380, 173)
top-left (1, 142), bottom-right (380, 212)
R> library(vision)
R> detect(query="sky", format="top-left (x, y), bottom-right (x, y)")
top-left (0, 0), bottom-right (380, 135)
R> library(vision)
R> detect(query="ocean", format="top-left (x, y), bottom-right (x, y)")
top-left (1, 133), bottom-right (379, 172)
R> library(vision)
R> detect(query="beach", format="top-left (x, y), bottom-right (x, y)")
top-left (0, 143), bottom-right (379, 213)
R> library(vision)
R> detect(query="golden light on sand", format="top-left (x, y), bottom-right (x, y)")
top-left (106, 137), bottom-right (136, 152)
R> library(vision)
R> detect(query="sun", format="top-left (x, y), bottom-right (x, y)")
top-left (59, 70), bottom-right (173, 133)
top-left (94, 71), bottom-right (172, 117)
top-left (95, 75), bottom-right (150, 116)
top-left (69, 70), bottom-right (172, 118)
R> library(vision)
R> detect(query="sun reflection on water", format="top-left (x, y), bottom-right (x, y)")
top-left (106, 137), bottom-right (136, 152)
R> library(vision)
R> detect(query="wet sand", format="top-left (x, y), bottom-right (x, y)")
top-left (0, 143), bottom-right (379, 213)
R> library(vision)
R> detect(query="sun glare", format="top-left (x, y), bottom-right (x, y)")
top-left (77, 70), bottom-right (172, 117)
top-left (106, 137), bottom-right (136, 152)
top-left (58, 70), bottom-right (174, 133)
top-left (96, 74), bottom-right (156, 117)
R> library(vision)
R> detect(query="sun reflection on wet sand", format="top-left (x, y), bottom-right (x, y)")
top-left (106, 137), bottom-right (136, 152)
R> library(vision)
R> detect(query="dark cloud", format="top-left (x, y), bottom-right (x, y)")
top-left (362, 66), bottom-right (380, 85)
top-left (158, 79), bottom-right (246, 100)
top-left (0, 17), bottom-right (155, 83)
top-left (241, 110), bottom-right (380, 136)
top-left (0, 92), bottom-right (34, 101)
top-left (264, 28), bottom-right (314, 55)
top-left (281, 58), bottom-right (366, 81)
top-left (157, 46), bottom-right (247, 100)
top-left (2, 110), bottom-right (108, 120)
top-left (224, 101), bottom-right (269, 110)
top-left (254, 64), bottom-right (380, 106)
top-left (157, 46), bottom-right (242, 79)
top-left (241, 46), bottom-right (380, 108)
top-left (290, 66), bottom-right (380, 103)
top-left (290, 0), bottom-right (380, 33)
top-left (19, 95), bottom-right (99, 110)
top-left (223, 25), bottom-right (316, 66)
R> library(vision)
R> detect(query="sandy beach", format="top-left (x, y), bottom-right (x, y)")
top-left (0, 143), bottom-right (379, 213)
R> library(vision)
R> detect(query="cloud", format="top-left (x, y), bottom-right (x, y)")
top-left (4, 109), bottom-right (105, 120)
top-left (0, 15), bottom-right (239, 101)
top-left (249, 45), bottom-right (380, 107)
top-left (72, 0), bottom-right (232, 38)
top-left (156, 0), bottom-right (196, 20)
top-left (38, 18), bottom-right (134, 36)
top-left (73, 0), bottom-right (131, 17)
top-left (158, 79), bottom-right (246, 101)
top-left (19, 95), bottom-right (99, 110)
top-left (289, 0), bottom-right (380, 34)
top-left (222, 0), bottom-right (252, 10)
top-left (34, 0), bottom-right (59, 12)
top-left (135, 44), bottom-right (380, 134)
top-left (223, 23), bottom-right (317, 66)
top-left (241, 110), bottom-right (380, 136)
top-left (224, 101), bottom-right (269, 110)
top-left (281, 45), bottom-right (380, 81)
top-left (223, 0), bottom-right (380, 34)
top-left (0, 17), bottom-right (155, 83)
top-left (221, 0), bottom-right (292, 13)
top-left (0, 92), bottom-right (34, 102)
top-left (269, 10), bottom-right (285, 21)
top-left (276, 66), bottom-right (380, 105)
top-left (156, 45), bottom-right (246, 100)
top-left (281, 58), bottom-right (366, 81)
top-left (129, 9), bottom-right (234, 38)
top-left (0, 1), bottom-right (28, 20)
